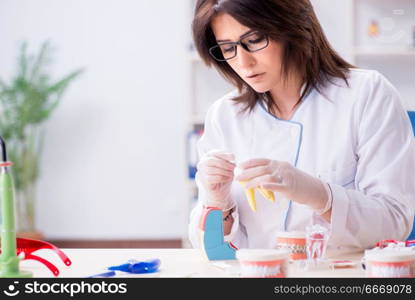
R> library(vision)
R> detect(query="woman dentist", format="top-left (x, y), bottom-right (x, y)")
top-left (188, 0), bottom-right (415, 254)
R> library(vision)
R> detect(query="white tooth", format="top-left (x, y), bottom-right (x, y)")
top-left (371, 265), bottom-right (411, 277)
top-left (241, 264), bottom-right (283, 277)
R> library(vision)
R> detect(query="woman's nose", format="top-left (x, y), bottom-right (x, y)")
top-left (234, 46), bottom-right (256, 68)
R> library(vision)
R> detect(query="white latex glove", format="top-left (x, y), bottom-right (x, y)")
top-left (196, 150), bottom-right (236, 211)
top-left (235, 159), bottom-right (331, 214)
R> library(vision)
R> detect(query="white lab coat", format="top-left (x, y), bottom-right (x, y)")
top-left (188, 68), bottom-right (415, 255)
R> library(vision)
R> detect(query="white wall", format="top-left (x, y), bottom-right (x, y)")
top-left (311, 0), bottom-right (354, 63)
top-left (0, 0), bottom-right (190, 239)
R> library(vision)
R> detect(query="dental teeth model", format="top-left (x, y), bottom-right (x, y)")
top-left (364, 247), bottom-right (415, 278)
top-left (236, 249), bottom-right (290, 278)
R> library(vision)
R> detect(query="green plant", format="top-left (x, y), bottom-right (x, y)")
top-left (0, 41), bottom-right (84, 232)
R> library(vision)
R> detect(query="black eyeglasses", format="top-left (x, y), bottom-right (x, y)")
top-left (209, 31), bottom-right (269, 62)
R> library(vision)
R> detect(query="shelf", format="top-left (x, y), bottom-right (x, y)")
top-left (354, 46), bottom-right (415, 57)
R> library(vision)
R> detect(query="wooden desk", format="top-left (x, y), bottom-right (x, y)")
top-left (20, 248), bottom-right (366, 278)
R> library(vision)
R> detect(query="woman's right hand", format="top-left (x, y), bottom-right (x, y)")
top-left (196, 150), bottom-right (236, 210)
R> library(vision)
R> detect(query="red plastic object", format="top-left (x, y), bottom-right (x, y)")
top-left (24, 253), bottom-right (60, 276)
top-left (0, 238), bottom-right (72, 276)
top-left (375, 239), bottom-right (415, 249)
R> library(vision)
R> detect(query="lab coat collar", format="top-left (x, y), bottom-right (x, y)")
top-left (258, 83), bottom-right (315, 122)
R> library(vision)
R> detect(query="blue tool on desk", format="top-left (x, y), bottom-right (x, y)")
top-left (88, 271), bottom-right (116, 278)
top-left (88, 258), bottom-right (161, 277)
top-left (108, 258), bottom-right (161, 273)
top-left (199, 207), bottom-right (237, 260)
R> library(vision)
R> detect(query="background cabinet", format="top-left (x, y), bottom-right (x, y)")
top-left (351, 0), bottom-right (415, 110)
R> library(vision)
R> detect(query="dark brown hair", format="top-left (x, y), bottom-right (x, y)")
top-left (192, 0), bottom-right (355, 113)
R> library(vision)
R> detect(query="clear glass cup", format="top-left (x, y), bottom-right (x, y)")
top-left (305, 224), bottom-right (329, 262)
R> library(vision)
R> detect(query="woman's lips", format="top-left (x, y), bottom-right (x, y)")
top-left (246, 72), bottom-right (265, 80)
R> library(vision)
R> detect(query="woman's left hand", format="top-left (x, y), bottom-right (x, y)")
top-left (235, 159), bottom-right (330, 213)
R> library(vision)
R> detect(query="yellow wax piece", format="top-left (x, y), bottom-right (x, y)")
top-left (258, 187), bottom-right (275, 202)
top-left (239, 181), bottom-right (257, 212)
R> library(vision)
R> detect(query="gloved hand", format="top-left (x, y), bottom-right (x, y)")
top-left (235, 159), bottom-right (331, 214)
top-left (196, 150), bottom-right (236, 211)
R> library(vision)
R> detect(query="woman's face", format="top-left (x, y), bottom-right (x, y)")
top-left (211, 13), bottom-right (284, 93)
